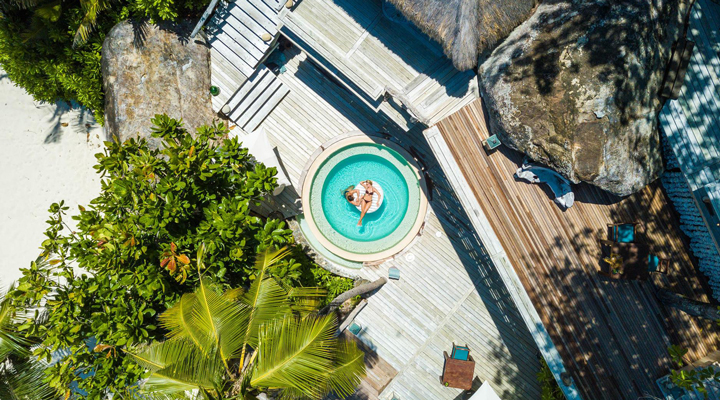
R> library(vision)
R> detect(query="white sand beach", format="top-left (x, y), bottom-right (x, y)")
top-left (0, 70), bottom-right (105, 289)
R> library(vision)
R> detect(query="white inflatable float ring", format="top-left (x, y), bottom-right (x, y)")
top-left (354, 182), bottom-right (384, 213)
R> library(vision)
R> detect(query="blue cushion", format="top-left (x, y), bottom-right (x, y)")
top-left (452, 347), bottom-right (469, 361)
top-left (616, 224), bottom-right (635, 243)
top-left (648, 254), bottom-right (660, 272)
top-left (485, 134), bottom-right (501, 150)
top-left (348, 323), bottom-right (362, 336)
top-left (388, 267), bottom-right (400, 280)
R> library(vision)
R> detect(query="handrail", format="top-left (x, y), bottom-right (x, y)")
top-left (383, 86), bottom-right (430, 126)
top-left (190, 0), bottom-right (221, 38)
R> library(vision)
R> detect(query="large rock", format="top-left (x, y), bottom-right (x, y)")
top-left (103, 21), bottom-right (216, 147)
top-left (480, 0), bottom-right (688, 196)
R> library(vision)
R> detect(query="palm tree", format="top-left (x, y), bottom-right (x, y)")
top-left (0, 277), bottom-right (60, 400)
top-left (127, 247), bottom-right (366, 399)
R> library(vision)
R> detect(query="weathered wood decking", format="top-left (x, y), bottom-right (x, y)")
top-left (660, 0), bottom-right (720, 191)
top-left (245, 47), bottom-right (542, 399)
top-left (278, 0), bottom-right (478, 127)
top-left (433, 99), bottom-right (720, 399)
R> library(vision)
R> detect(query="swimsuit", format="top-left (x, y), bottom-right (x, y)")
top-left (364, 185), bottom-right (374, 202)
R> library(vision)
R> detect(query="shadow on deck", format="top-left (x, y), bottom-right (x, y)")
top-left (283, 46), bottom-right (541, 399)
top-left (436, 98), bottom-right (720, 399)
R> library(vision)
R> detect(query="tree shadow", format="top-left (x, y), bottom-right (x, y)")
top-left (39, 101), bottom-right (97, 144)
top-left (287, 44), bottom-right (541, 398)
top-left (482, 0), bottom-right (687, 127)
top-left (284, 0), bottom-right (472, 111)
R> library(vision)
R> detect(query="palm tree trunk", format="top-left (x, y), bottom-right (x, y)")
top-left (320, 277), bottom-right (387, 315)
top-left (657, 289), bottom-right (720, 321)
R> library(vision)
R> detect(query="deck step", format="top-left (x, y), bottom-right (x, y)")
top-left (227, 66), bottom-right (288, 132)
top-left (225, 66), bottom-right (271, 116)
top-left (208, 0), bottom-right (285, 113)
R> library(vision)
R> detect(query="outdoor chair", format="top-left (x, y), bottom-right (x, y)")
top-left (348, 322), bottom-right (363, 336)
top-left (388, 267), bottom-right (400, 280)
top-left (441, 343), bottom-right (475, 390)
top-left (648, 255), bottom-right (670, 274)
top-left (608, 222), bottom-right (640, 243)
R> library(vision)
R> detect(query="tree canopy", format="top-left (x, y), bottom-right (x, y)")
top-left (0, 0), bottom-right (208, 122)
top-left (6, 115), bottom-right (346, 398)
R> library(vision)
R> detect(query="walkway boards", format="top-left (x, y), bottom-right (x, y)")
top-left (253, 48), bottom-right (541, 399)
top-left (435, 99), bottom-right (720, 399)
top-left (207, 0), bottom-right (289, 131)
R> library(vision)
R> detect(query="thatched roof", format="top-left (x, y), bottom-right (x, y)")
top-left (387, 0), bottom-right (538, 70)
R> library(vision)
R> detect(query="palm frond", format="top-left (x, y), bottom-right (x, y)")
top-left (325, 340), bottom-right (365, 398)
top-left (239, 277), bottom-right (290, 354)
top-left (159, 279), bottom-right (249, 362)
top-left (0, 291), bottom-right (31, 360)
top-left (0, 355), bottom-right (60, 400)
top-left (250, 314), bottom-right (337, 399)
top-left (287, 287), bottom-right (327, 315)
top-left (127, 340), bottom-right (224, 393)
top-left (72, 0), bottom-right (113, 47)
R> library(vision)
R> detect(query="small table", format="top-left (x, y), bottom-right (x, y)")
top-left (483, 134), bottom-right (502, 151)
top-left (441, 353), bottom-right (475, 390)
top-left (598, 240), bottom-right (651, 280)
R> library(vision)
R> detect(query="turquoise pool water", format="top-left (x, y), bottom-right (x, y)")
top-left (321, 153), bottom-right (409, 242)
top-left (308, 142), bottom-right (422, 255)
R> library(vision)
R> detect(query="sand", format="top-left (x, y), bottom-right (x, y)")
top-left (0, 70), bottom-right (105, 289)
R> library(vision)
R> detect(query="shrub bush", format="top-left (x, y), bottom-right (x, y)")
top-left (0, 0), bottom-right (209, 123)
top-left (7, 115), bottom-right (349, 398)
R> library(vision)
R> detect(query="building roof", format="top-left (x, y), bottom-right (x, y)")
top-left (659, 0), bottom-right (720, 192)
top-left (386, 0), bottom-right (537, 70)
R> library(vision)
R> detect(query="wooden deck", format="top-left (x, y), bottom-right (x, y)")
top-left (278, 0), bottom-right (478, 127)
top-left (246, 46), bottom-right (542, 399)
top-left (434, 99), bottom-right (720, 399)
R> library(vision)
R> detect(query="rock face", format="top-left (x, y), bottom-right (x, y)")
top-left (480, 0), bottom-right (688, 196)
top-left (103, 21), bottom-right (216, 147)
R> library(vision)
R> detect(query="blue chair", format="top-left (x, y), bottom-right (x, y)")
top-left (608, 222), bottom-right (638, 243)
top-left (388, 267), bottom-right (400, 280)
top-left (648, 254), bottom-right (670, 273)
top-left (450, 344), bottom-right (470, 361)
top-left (348, 323), bottom-right (363, 336)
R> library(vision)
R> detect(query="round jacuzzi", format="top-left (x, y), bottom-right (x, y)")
top-left (301, 134), bottom-right (428, 262)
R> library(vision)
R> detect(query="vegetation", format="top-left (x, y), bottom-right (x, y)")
top-left (128, 247), bottom-right (365, 399)
top-left (0, 282), bottom-right (59, 400)
top-left (668, 345), bottom-right (720, 398)
top-left (537, 358), bottom-right (563, 400)
top-left (6, 115), bottom-right (354, 399)
top-left (0, 0), bottom-right (209, 123)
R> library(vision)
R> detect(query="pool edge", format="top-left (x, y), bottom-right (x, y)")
top-left (300, 132), bottom-right (429, 263)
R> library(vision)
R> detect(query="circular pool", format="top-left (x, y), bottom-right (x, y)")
top-left (301, 135), bottom-right (428, 262)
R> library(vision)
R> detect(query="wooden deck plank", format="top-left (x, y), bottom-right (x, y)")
top-left (435, 98), bottom-right (720, 400)
top-left (249, 47), bottom-right (542, 399)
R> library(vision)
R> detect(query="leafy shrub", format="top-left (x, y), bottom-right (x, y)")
top-left (8, 115), bottom-right (295, 398)
top-left (537, 358), bottom-right (563, 400)
top-left (267, 245), bottom-right (354, 305)
top-left (0, 0), bottom-right (209, 123)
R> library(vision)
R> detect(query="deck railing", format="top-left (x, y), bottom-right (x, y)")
top-left (190, 0), bottom-right (221, 38)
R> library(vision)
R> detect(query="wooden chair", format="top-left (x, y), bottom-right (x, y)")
top-left (648, 254), bottom-right (671, 274)
top-left (441, 343), bottom-right (475, 390)
top-left (607, 222), bottom-right (641, 243)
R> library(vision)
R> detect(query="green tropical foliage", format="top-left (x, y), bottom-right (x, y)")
top-left (0, 0), bottom-right (209, 123)
top-left (6, 115), bottom-right (300, 398)
top-left (669, 345), bottom-right (720, 398)
top-left (537, 358), bottom-right (563, 400)
top-left (127, 247), bottom-right (365, 399)
top-left (0, 279), bottom-right (60, 400)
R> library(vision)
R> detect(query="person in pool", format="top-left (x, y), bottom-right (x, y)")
top-left (344, 181), bottom-right (381, 226)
